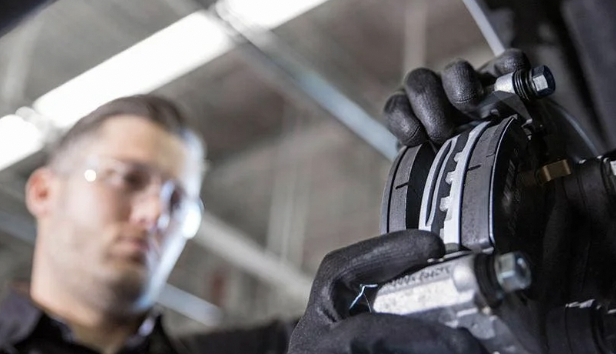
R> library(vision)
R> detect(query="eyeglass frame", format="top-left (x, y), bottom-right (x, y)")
top-left (66, 155), bottom-right (204, 239)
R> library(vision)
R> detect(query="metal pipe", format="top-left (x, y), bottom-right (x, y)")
top-left (460, 0), bottom-right (506, 56)
top-left (212, 2), bottom-right (398, 161)
top-left (195, 212), bottom-right (313, 303)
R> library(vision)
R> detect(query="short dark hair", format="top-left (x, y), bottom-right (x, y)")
top-left (47, 94), bottom-right (206, 167)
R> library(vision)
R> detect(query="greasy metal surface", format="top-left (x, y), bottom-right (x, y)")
top-left (374, 252), bottom-right (541, 354)
top-left (536, 159), bottom-right (573, 184)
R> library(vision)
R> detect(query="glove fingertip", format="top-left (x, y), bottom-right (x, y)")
top-left (480, 48), bottom-right (531, 77)
top-left (403, 68), bottom-right (438, 96)
top-left (430, 124), bottom-right (456, 145)
top-left (442, 59), bottom-right (484, 113)
top-left (496, 48), bottom-right (531, 74)
top-left (403, 68), bottom-right (457, 144)
top-left (383, 91), bottom-right (428, 147)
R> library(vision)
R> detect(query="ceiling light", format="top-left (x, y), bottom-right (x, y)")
top-left (225, 0), bottom-right (328, 28)
top-left (33, 1), bottom-right (329, 129)
top-left (0, 115), bottom-right (44, 170)
top-left (33, 11), bottom-right (232, 128)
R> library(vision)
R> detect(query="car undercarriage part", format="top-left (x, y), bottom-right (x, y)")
top-left (373, 65), bottom-right (616, 354)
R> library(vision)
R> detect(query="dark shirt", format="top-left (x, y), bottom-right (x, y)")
top-left (177, 319), bottom-right (295, 354)
top-left (0, 289), bottom-right (182, 354)
top-left (0, 289), bottom-right (295, 354)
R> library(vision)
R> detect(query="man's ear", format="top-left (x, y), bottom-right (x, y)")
top-left (25, 167), bottom-right (57, 218)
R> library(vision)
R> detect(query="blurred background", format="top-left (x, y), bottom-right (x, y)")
top-left (0, 0), bottom-right (501, 335)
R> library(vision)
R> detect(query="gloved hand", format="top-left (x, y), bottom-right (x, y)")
top-left (384, 48), bottom-right (530, 147)
top-left (287, 230), bottom-right (485, 354)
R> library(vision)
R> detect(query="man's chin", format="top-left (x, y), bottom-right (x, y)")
top-left (102, 258), bottom-right (153, 302)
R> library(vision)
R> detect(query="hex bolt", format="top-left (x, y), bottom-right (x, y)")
top-left (491, 65), bottom-right (556, 101)
top-left (512, 65), bottom-right (556, 101)
top-left (494, 252), bottom-right (532, 293)
top-left (529, 66), bottom-right (556, 97)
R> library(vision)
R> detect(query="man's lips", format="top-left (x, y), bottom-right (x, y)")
top-left (114, 237), bottom-right (152, 261)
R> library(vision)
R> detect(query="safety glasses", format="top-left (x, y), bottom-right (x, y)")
top-left (81, 156), bottom-right (203, 239)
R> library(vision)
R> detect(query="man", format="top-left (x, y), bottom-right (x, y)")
top-left (0, 45), bottom-right (526, 353)
top-left (1, 3), bottom-right (615, 354)
top-left (0, 95), bottom-right (292, 354)
top-left (0, 48), bottom-right (575, 354)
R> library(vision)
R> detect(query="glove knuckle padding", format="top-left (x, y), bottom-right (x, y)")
top-left (289, 231), bottom-right (482, 354)
top-left (308, 231), bottom-right (445, 319)
top-left (317, 230), bottom-right (444, 288)
top-left (404, 68), bottom-right (456, 144)
top-left (318, 313), bottom-right (484, 354)
top-left (383, 91), bottom-right (427, 147)
top-left (442, 59), bottom-right (484, 114)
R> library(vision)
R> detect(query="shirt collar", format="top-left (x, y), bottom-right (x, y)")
top-left (43, 308), bottom-right (163, 349)
top-left (0, 287), bottom-right (44, 346)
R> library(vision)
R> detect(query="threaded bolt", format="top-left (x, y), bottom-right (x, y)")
top-left (494, 252), bottom-right (532, 293)
top-left (513, 65), bottom-right (556, 100)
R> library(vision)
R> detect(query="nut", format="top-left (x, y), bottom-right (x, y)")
top-left (494, 252), bottom-right (532, 293)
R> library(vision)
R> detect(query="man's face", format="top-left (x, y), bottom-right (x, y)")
top-left (29, 115), bottom-right (203, 311)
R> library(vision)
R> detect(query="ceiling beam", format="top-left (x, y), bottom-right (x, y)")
top-left (213, 3), bottom-right (398, 160)
top-left (195, 212), bottom-right (312, 303)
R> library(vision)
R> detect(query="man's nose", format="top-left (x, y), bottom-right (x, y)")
top-left (129, 190), bottom-right (170, 232)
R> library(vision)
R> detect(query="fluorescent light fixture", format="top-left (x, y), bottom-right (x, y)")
top-left (0, 115), bottom-right (44, 170)
top-left (7, 1), bottom-right (329, 171)
top-left (33, 11), bottom-right (232, 128)
top-left (33, 1), bottom-right (330, 129)
top-left (225, 0), bottom-right (329, 28)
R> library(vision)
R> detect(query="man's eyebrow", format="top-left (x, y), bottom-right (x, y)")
top-left (97, 156), bottom-right (174, 178)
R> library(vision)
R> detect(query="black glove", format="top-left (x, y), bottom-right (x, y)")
top-left (287, 230), bottom-right (485, 354)
top-left (384, 48), bottom-right (530, 147)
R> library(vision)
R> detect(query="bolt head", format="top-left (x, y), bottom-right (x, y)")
top-left (495, 252), bottom-right (532, 293)
top-left (530, 66), bottom-right (556, 97)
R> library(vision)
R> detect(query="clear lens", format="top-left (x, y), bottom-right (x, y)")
top-left (160, 180), bottom-right (203, 239)
top-left (85, 156), bottom-right (204, 239)
top-left (166, 197), bottom-right (203, 239)
top-left (180, 199), bottom-right (204, 238)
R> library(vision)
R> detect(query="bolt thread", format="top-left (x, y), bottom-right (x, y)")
top-left (512, 69), bottom-right (534, 101)
top-left (474, 253), bottom-right (504, 306)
